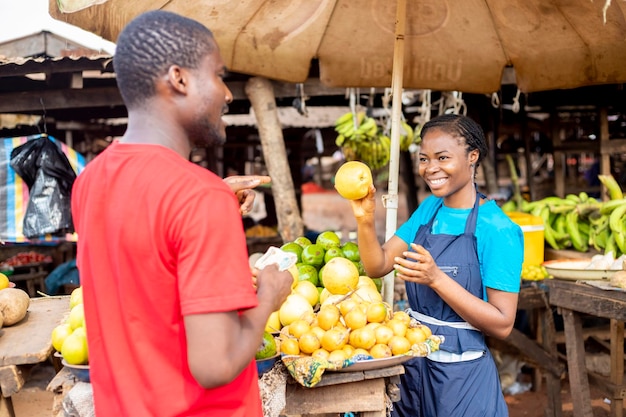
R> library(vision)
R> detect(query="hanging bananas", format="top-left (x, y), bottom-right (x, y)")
top-left (334, 111), bottom-right (419, 171)
top-left (501, 175), bottom-right (626, 257)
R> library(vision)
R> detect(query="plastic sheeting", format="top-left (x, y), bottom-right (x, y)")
top-left (0, 134), bottom-right (85, 242)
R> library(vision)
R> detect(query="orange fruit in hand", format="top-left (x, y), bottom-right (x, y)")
top-left (334, 161), bottom-right (373, 200)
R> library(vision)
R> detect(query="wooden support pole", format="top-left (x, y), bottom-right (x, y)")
top-left (245, 77), bottom-right (304, 242)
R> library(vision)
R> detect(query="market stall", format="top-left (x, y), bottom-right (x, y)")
top-left (51, 362), bottom-right (406, 417)
top-left (0, 296), bottom-right (69, 417)
top-left (545, 279), bottom-right (626, 417)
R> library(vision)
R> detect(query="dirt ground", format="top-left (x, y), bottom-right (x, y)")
top-left (504, 373), bottom-right (617, 417)
top-left (10, 360), bottom-right (622, 417)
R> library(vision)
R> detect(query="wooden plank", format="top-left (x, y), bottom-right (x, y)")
top-left (0, 366), bottom-right (23, 398)
top-left (561, 308), bottom-right (594, 417)
top-left (610, 319), bottom-right (624, 417)
top-left (284, 378), bottom-right (386, 415)
top-left (0, 78), bottom-right (353, 114)
top-left (518, 286), bottom-right (549, 310)
top-left (540, 305), bottom-right (563, 417)
top-left (599, 107), bottom-right (612, 180)
top-left (0, 87), bottom-right (124, 113)
top-left (544, 248), bottom-right (596, 261)
top-left (0, 395), bottom-right (15, 417)
top-left (0, 296), bottom-right (70, 366)
top-left (587, 371), bottom-right (626, 400)
top-left (290, 364), bottom-right (405, 388)
top-left (546, 281), bottom-right (626, 321)
top-left (501, 328), bottom-right (564, 377)
top-left (600, 139), bottom-right (626, 156)
top-left (554, 325), bottom-right (612, 345)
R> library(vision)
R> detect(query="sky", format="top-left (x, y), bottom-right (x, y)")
top-left (0, 0), bottom-right (116, 55)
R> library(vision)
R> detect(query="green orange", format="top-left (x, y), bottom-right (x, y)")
top-left (324, 247), bottom-right (345, 264)
top-left (297, 263), bottom-right (319, 286)
top-left (294, 236), bottom-right (312, 248)
top-left (316, 231), bottom-right (341, 250)
top-left (301, 244), bottom-right (325, 268)
top-left (281, 242), bottom-right (303, 263)
top-left (341, 242), bottom-right (360, 262)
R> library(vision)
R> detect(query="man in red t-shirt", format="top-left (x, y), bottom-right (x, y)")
top-left (71, 10), bottom-right (293, 417)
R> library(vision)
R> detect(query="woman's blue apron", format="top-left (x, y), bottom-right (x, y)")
top-left (392, 194), bottom-right (508, 417)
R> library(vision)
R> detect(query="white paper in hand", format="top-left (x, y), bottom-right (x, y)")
top-left (254, 246), bottom-right (297, 272)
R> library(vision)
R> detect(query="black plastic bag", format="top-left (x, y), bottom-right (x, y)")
top-left (9, 136), bottom-right (77, 238)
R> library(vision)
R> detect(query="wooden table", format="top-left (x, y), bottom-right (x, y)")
top-left (0, 296), bottom-right (69, 417)
top-left (488, 283), bottom-right (564, 417)
top-left (54, 362), bottom-right (404, 417)
top-left (545, 279), bottom-right (626, 417)
top-left (283, 364), bottom-right (404, 417)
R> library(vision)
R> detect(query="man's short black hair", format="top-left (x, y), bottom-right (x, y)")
top-left (113, 10), bottom-right (216, 109)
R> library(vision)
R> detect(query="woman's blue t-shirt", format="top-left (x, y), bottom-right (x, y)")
top-left (395, 195), bottom-right (523, 295)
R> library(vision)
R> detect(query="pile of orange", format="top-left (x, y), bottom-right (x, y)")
top-left (277, 295), bottom-right (432, 362)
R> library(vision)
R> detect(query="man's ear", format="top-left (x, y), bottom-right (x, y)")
top-left (166, 65), bottom-right (188, 95)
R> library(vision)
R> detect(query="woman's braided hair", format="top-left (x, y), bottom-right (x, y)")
top-left (113, 10), bottom-right (216, 109)
top-left (420, 114), bottom-right (489, 169)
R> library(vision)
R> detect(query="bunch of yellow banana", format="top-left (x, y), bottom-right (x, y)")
top-left (334, 111), bottom-right (377, 146)
top-left (334, 112), bottom-right (419, 171)
top-left (359, 134), bottom-right (391, 170)
top-left (334, 111), bottom-right (388, 170)
top-left (503, 174), bottom-right (626, 257)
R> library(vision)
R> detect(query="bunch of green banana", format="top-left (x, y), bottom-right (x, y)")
top-left (502, 174), bottom-right (626, 257)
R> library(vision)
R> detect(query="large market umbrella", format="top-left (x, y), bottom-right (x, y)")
top-left (48, 0), bottom-right (626, 304)
top-left (49, 0), bottom-right (626, 94)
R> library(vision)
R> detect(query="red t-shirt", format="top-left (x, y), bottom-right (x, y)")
top-left (72, 142), bottom-right (262, 417)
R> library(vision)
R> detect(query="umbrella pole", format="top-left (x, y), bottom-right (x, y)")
top-left (383, 0), bottom-right (407, 308)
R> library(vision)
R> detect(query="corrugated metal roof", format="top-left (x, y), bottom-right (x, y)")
top-left (0, 54), bottom-right (113, 77)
